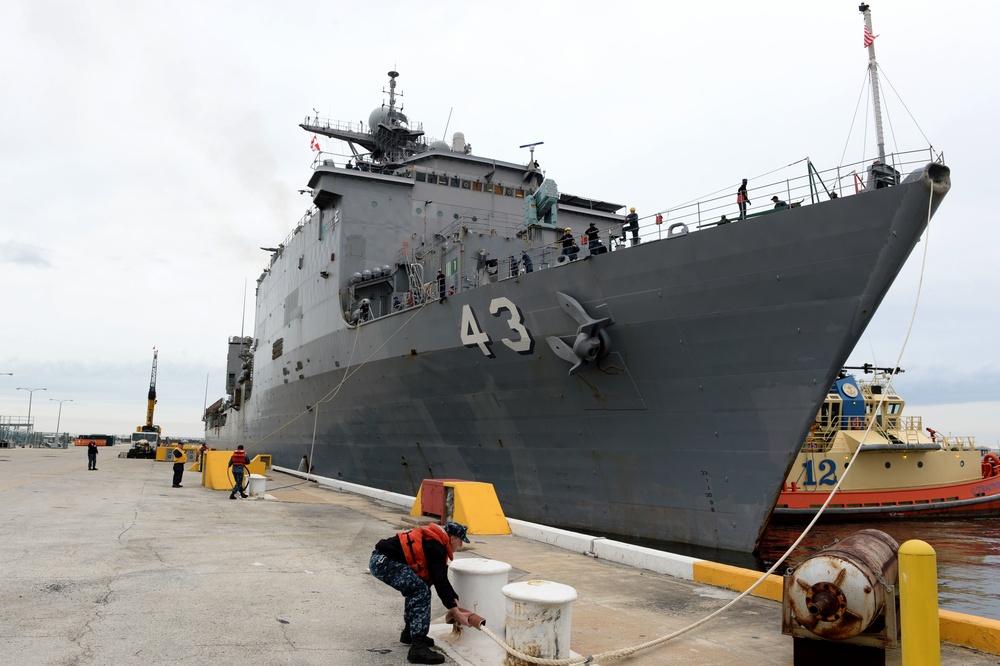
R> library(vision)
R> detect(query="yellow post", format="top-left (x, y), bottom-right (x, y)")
top-left (899, 539), bottom-right (940, 666)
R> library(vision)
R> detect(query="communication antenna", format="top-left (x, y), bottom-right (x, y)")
top-left (443, 107), bottom-right (454, 141)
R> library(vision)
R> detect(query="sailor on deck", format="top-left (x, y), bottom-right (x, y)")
top-left (558, 227), bottom-right (578, 261)
top-left (737, 179), bottom-right (751, 219)
top-left (623, 208), bottom-right (639, 246)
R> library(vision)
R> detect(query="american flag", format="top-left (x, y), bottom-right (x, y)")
top-left (310, 135), bottom-right (321, 151)
top-left (863, 26), bottom-right (878, 48)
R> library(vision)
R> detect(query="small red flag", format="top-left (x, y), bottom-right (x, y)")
top-left (863, 26), bottom-right (878, 48)
top-left (310, 135), bottom-right (321, 151)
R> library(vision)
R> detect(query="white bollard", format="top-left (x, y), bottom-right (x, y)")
top-left (502, 579), bottom-right (578, 665)
top-left (449, 558), bottom-right (512, 657)
top-left (247, 474), bottom-right (267, 496)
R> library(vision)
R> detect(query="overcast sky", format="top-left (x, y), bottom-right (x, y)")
top-left (1, 1), bottom-right (997, 447)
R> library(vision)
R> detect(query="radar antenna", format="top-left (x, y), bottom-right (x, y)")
top-left (519, 141), bottom-right (544, 166)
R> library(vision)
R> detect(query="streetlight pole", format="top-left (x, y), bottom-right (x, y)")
top-left (16, 387), bottom-right (46, 446)
top-left (50, 398), bottom-right (73, 447)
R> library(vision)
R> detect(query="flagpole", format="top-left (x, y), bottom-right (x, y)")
top-left (860, 3), bottom-right (886, 163)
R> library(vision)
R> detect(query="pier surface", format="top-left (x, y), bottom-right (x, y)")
top-left (1, 447), bottom-right (995, 665)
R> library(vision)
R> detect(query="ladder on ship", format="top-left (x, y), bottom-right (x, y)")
top-left (404, 263), bottom-right (428, 306)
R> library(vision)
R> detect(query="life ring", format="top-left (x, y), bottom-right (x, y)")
top-left (849, 417), bottom-right (863, 430)
top-left (984, 452), bottom-right (1000, 478)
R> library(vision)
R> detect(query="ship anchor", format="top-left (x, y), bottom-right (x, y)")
top-left (546, 292), bottom-right (614, 375)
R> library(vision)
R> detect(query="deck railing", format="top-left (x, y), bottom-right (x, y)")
top-left (637, 147), bottom-right (940, 242)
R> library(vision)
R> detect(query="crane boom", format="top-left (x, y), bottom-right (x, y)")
top-left (128, 348), bottom-right (161, 459)
top-left (146, 349), bottom-right (158, 429)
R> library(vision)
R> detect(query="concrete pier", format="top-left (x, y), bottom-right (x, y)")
top-left (1, 448), bottom-right (996, 665)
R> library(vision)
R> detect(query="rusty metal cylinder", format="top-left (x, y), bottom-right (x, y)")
top-left (785, 529), bottom-right (899, 641)
top-left (502, 580), bottom-right (577, 666)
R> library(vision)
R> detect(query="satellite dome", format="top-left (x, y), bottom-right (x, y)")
top-left (369, 106), bottom-right (408, 129)
top-left (429, 140), bottom-right (450, 152)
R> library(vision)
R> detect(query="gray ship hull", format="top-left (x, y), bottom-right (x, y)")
top-left (208, 159), bottom-right (950, 553)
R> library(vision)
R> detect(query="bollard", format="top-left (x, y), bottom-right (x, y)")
top-left (448, 558), bottom-right (511, 658)
top-left (899, 539), bottom-right (940, 666)
top-left (502, 580), bottom-right (577, 666)
top-left (247, 474), bottom-right (267, 496)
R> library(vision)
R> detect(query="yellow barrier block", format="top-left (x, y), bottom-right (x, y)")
top-left (408, 481), bottom-right (511, 536)
top-left (247, 453), bottom-right (271, 475)
top-left (448, 481), bottom-right (510, 536)
top-left (691, 561), bottom-right (783, 601)
top-left (410, 487), bottom-right (425, 518)
top-left (939, 609), bottom-right (1000, 655)
top-left (200, 450), bottom-right (270, 491)
top-left (156, 444), bottom-right (200, 463)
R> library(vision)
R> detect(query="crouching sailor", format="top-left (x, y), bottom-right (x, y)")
top-left (369, 522), bottom-right (477, 664)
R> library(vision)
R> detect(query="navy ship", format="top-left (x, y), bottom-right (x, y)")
top-left (205, 11), bottom-right (951, 553)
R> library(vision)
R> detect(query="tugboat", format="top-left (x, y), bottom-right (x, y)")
top-left (773, 365), bottom-right (1000, 521)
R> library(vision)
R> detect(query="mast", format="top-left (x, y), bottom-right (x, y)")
top-left (860, 3), bottom-right (886, 163)
top-left (386, 70), bottom-right (399, 115)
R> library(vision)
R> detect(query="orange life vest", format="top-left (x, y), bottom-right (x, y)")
top-left (397, 525), bottom-right (454, 582)
top-left (231, 449), bottom-right (248, 466)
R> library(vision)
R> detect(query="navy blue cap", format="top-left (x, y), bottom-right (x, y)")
top-left (443, 522), bottom-right (470, 543)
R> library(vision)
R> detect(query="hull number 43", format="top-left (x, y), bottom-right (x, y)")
top-left (461, 298), bottom-right (534, 358)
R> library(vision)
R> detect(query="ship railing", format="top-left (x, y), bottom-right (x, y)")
top-left (279, 209), bottom-right (316, 251)
top-left (857, 378), bottom-right (900, 398)
top-left (303, 115), bottom-right (426, 140)
top-left (832, 415), bottom-right (869, 432)
top-left (633, 147), bottom-right (939, 244)
top-left (802, 431), bottom-right (836, 453)
top-left (937, 435), bottom-right (977, 451)
top-left (304, 115), bottom-right (368, 135)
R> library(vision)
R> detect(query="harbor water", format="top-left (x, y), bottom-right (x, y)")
top-left (757, 517), bottom-right (1000, 622)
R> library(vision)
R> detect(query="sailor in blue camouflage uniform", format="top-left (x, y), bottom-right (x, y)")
top-left (369, 522), bottom-right (475, 664)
